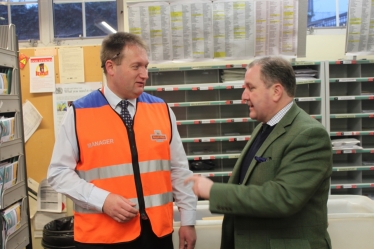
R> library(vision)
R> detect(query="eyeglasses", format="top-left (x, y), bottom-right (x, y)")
top-left (101, 52), bottom-right (121, 68)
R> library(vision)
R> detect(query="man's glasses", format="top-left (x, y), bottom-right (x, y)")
top-left (101, 52), bottom-right (121, 68)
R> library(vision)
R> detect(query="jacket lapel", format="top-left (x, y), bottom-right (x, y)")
top-left (241, 103), bottom-right (301, 184)
top-left (229, 124), bottom-right (262, 183)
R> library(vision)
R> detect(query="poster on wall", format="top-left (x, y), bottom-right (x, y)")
top-left (212, 0), bottom-right (255, 60)
top-left (170, 1), bottom-right (213, 61)
top-left (128, 1), bottom-right (172, 62)
top-left (29, 56), bottom-right (55, 93)
top-left (254, 0), bottom-right (298, 57)
top-left (52, 82), bottom-right (102, 139)
top-left (345, 0), bottom-right (374, 55)
top-left (58, 47), bottom-right (85, 83)
top-left (126, 0), bottom-right (300, 62)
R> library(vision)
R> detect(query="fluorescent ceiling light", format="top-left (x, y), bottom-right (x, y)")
top-left (95, 21), bottom-right (117, 34)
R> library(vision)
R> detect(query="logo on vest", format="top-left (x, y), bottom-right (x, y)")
top-left (87, 139), bottom-right (114, 148)
top-left (151, 130), bottom-right (167, 142)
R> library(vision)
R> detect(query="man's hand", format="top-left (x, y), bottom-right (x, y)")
top-left (184, 175), bottom-right (214, 199)
top-left (178, 225), bottom-right (196, 249)
top-left (102, 193), bottom-right (139, 222)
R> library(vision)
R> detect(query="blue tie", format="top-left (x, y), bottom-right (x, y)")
top-left (119, 100), bottom-right (133, 127)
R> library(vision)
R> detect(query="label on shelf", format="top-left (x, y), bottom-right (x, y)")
top-left (294, 61), bottom-right (317, 65)
top-left (225, 64), bottom-right (246, 68)
top-left (233, 85), bottom-right (244, 89)
top-left (343, 132), bottom-right (360, 135)
top-left (296, 80), bottom-right (318, 84)
top-left (337, 167), bottom-right (357, 171)
top-left (156, 67), bottom-right (180, 71)
top-left (232, 100), bottom-right (243, 104)
top-left (334, 60), bottom-right (356, 64)
top-left (228, 155), bottom-right (240, 159)
top-left (338, 78), bottom-right (357, 82)
top-left (338, 96), bottom-right (355, 100)
top-left (201, 120), bottom-right (215, 124)
top-left (164, 87), bottom-right (177, 91)
top-left (336, 114), bottom-right (356, 118)
top-left (343, 150), bottom-right (355, 154)
top-left (296, 97), bottom-right (316, 102)
top-left (343, 184), bottom-right (356, 188)
top-left (201, 155), bottom-right (214, 160)
top-left (199, 86), bottom-right (211, 90)
top-left (190, 102), bottom-right (209, 106)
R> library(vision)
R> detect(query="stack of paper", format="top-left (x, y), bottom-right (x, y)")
top-left (331, 138), bottom-right (362, 150)
top-left (30, 178), bottom-right (67, 238)
top-left (1, 201), bottom-right (22, 249)
top-left (0, 156), bottom-right (19, 206)
top-left (221, 69), bottom-right (245, 83)
top-left (0, 116), bottom-right (15, 143)
top-left (294, 68), bottom-right (318, 79)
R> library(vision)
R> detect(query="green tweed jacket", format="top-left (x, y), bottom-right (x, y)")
top-left (210, 103), bottom-right (332, 249)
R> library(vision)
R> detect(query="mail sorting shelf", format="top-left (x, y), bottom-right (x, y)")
top-left (145, 61), bottom-right (324, 183)
top-left (326, 60), bottom-right (374, 197)
top-left (0, 24), bottom-right (32, 249)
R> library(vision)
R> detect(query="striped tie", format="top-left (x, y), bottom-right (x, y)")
top-left (119, 100), bottom-right (133, 127)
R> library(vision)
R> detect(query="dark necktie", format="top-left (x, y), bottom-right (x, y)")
top-left (119, 100), bottom-right (133, 127)
top-left (238, 123), bottom-right (275, 183)
top-left (261, 123), bottom-right (269, 134)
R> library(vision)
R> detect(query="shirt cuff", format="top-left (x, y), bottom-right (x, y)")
top-left (180, 209), bottom-right (196, 226)
top-left (87, 187), bottom-right (110, 212)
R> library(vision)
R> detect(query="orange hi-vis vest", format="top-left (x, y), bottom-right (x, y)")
top-left (72, 90), bottom-right (173, 244)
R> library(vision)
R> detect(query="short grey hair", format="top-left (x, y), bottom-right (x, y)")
top-left (247, 56), bottom-right (296, 97)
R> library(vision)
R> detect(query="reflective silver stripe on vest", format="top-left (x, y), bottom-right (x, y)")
top-left (76, 160), bottom-right (171, 182)
top-left (74, 192), bottom-right (173, 213)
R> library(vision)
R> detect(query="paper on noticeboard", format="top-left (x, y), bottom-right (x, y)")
top-left (22, 99), bottom-right (43, 142)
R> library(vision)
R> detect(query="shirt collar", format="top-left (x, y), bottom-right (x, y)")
top-left (103, 85), bottom-right (137, 108)
top-left (266, 101), bottom-right (293, 126)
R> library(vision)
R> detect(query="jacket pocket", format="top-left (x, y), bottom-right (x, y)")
top-left (270, 239), bottom-right (311, 249)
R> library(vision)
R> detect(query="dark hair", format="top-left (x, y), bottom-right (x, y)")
top-left (247, 56), bottom-right (296, 97)
top-left (100, 32), bottom-right (148, 73)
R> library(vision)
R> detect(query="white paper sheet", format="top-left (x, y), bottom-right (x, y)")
top-left (22, 99), bottom-right (43, 142)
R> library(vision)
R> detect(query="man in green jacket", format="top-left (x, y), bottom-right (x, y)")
top-left (186, 56), bottom-right (332, 249)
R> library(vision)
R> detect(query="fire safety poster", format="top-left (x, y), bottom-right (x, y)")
top-left (29, 56), bottom-right (55, 93)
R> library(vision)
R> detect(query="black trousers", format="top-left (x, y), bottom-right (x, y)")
top-left (74, 219), bottom-right (174, 249)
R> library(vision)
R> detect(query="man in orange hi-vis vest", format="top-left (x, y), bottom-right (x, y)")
top-left (48, 32), bottom-right (197, 249)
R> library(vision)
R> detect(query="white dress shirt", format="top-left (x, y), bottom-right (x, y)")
top-left (47, 85), bottom-right (197, 226)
